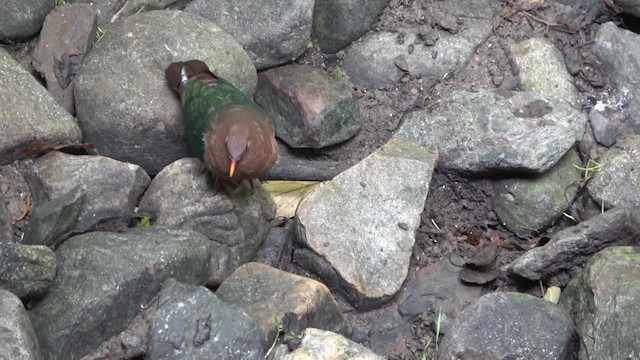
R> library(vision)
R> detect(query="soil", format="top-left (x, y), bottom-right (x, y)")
top-left (3, 0), bottom-right (632, 359)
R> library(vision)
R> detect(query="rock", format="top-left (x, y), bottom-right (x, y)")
top-left (272, 328), bottom-right (384, 360)
top-left (22, 186), bottom-right (86, 248)
top-left (343, 0), bottom-right (494, 89)
top-left (216, 262), bottom-right (348, 346)
top-left (255, 64), bottom-right (361, 149)
top-left (148, 279), bottom-right (264, 360)
top-left (593, 22), bottom-right (640, 131)
top-left (0, 289), bottom-right (42, 360)
top-left (614, 0), bottom-right (640, 17)
top-left (185, 0), bottom-right (314, 70)
top-left (505, 207), bottom-right (640, 286)
top-left (510, 37), bottom-right (581, 108)
top-left (0, 196), bottom-right (12, 242)
top-left (138, 158), bottom-right (274, 286)
top-left (0, 49), bottom-right (82, 166)
top-left (493, 149), bottom-right (583, 235)
top-left (32, 4), bottom-right (98, 115)
top-left (0, 243), bottom-right (55, 298)
top-left (588, 109), bottom-right (617, 147)
top-left (438, 292), bottom-right (573, 359)
top-left (294, 138), bottom-right (437, 310)
top-left (72, 0), bottom-right (184, 27)
top-left (29, 227), bottom-right (211, 360)
top-left (394, 90), bottom-right (587, 174)
top-left (369, 258), bottom-right (482, 355)
top-left (74, 10), bottom-right (257, 175)
top-left (0, 0), bottom-right (54, 40)
top-left (588, 135), bottom-right (640, 209)
top-left (312, 0), bottom-right (390, 53)
top-left (28, 151), bottom-right (150, 233)
top-left (253, 223), bottom-right (294, 268)
top-left (559, 246), bottom-right (640, 360)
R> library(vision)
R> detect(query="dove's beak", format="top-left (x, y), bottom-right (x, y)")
top-left (229, 159), bottom-right (237, 178)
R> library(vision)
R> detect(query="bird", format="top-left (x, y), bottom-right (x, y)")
top-left (165, 60), bottom-right (278, 192)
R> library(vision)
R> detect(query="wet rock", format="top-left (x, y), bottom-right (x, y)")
top-left (343, 0), bottom-right (494, 89)
top-left (32, 4), bottom-right (98, 115)
top-left (0, 289), bottom-right (42, 359)
top-left (0, 243), bottom-right (55, 298)
top-left (593, 22), bottom-right (640, 131)
top-left (272, 328), bottom-right (384, 360)
top-left (255, 64), bottom-right (361, 149)
top-left (588, 135), bottom-right (640, 209)
top-left (74, 10), bottom-right (256, 175)
top-left (312, 0), bottom-right (390, 53)
top-left (505, 207), bottom-right (640, 286)
top-left (185, 0), bottom-right (313, 70)
top-left (29, 151), bottom-right (150, 233)
top-left (216, 262), bottom-right (348, 346)
top-left (294, 138), bottom-right (437, 310)
top-left (0, 0), bottom-right (54, 40)
top-left (30, 227), bottom-right (211, 360)
top-left (588, 109), bottom-right (617, 147)
top-left (559, 246), bottom-right (640, 360)
top-left (138, 158), bottom-right (274, 286)
top-left (0, 49), bottom-right (82, 166)
top-left (510, 37), bottom-right (581, 108)
top-left (493, 149), bottom-right (583, 235)
top-left (395, 90), bottom-right (587, 174)
top-left (148, 279), bottom-right (264, 360)
top-left (22, 186), bottom-right (85, 248)
top-left (438, 292), bottom-right (573, 359)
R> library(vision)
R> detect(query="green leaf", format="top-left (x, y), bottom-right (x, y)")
top-left (138, 217), bottom-right (152, 227)
top-left (306, 41), bottom-right (314, 49)
top-left (335, 67), bottom-right (345, 80)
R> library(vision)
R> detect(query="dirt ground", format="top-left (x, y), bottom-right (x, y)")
top-left (292, 0), bottom-right (625, 358)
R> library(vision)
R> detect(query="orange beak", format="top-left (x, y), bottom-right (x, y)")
top-left (229, 159), bottom-right (237, 178)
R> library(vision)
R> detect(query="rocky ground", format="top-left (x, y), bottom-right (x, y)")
top-left (2, 0), bottom-right (640, 359)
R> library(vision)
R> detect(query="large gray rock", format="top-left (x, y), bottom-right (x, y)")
top-left (30, 227), bottom-right (211, 360)
top-left (614, 0), bottom-right (640, 17)
top-left (138, 158), bottom-right (275, 286)
top-left (438, 292), bottom-right (573, 359)
top-left (593, 22), bottom-right (640, 131)
top-left (272, 328), bottom-right (384, 360)
top-left (493, 149), bottom-right (582, 235)
top-left (0, 243), bottom-right (55, 298)
top-left (294, 138), bottom-right (437, 310)
top-left (0, 290), bottom-right (43, 360)
top-left (394, 90), bottom-right (587, 174)
top-left (510, 37), bottom-right (581, 108)
top-left (29, 151), bottom-right (150, 233)
top-left (560, 246), bottom-right (640, 360)
top-left (74, 10), bottom-right (257, 175)
top-left (312, 0), bottom-right (390, 53)
top-left (505, 207), bottom-right (640, 286)
top-left (0, 0), bottom-right (54, 40)
top-left (216, 262), bottom-right (348, 346)
top-left (343, 0), bottom-right (494, 89)
top-left (588, 135), bottom-right (640, 209)
top-left (149, 279), bottom-right (264, 360)
top-left (185, 0), bottom-right (314, 70)
top-left (72, 0), bottom-right (184, 27)
top-left (0, 49), bottom-right (82, 166)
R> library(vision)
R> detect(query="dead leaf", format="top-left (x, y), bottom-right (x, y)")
top-left (544, 286), bottom-right (561, 304)
top-left (489, 229), bottom-right (513, 250)
top-left (263, 181), bottom-right (319, 218)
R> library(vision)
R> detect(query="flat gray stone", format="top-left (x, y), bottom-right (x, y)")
top-left (394, 90), bottom-right (587, 174)
top-left (0, 0), bottom-right (54, 40)
top-left (149, 279), bottom-right (264, 360)
top-left (30, 227), bottom-right (211, 360)
top-left (294, 138), bottom-right (436, 310)
top-left (74, 10), bottom-right (257, 175)
top-left (439, 292), bottom-right (573, 359)
top-left (510, 37), bottom-right (581, 108)
top-left (185, 0), bottom-right (314, 70)
top-left (0, 243), bottom-right (55, 298)
top-left (588, 135), bottom-right (640, 209)
top-left (0, 289), bottom-right (43, 360)
top-left (138, 158), bottom-right (275, 286)
top-left (0, 49), bottom-right (82, 166)
top-left (29, 151), bottom-right (150, 233)
top-left (272, 328), bottom-right (384, 360)
top-left (312, 0), bottom-right (390, 53)
top-left (589, 109), bottom-right (617, 147)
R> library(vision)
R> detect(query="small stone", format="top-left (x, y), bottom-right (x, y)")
top-left (408, 44), bottom-right (415, 54)
top-left (394, 54), bottom-right (409, 72)
top-left (589, 110), bottom-right (617, 147)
